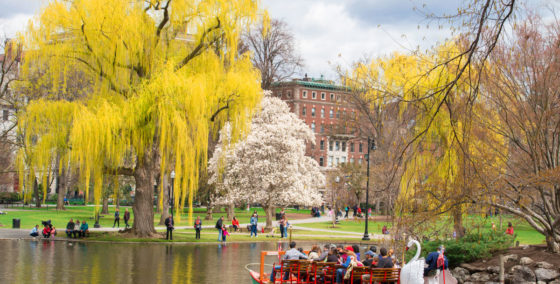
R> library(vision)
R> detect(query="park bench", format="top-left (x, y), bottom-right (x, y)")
top-left (363, 268), bottom-right (400, 284)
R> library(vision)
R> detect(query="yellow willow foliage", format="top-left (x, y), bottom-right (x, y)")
top-left (17, 0), bottom-right (263, 223)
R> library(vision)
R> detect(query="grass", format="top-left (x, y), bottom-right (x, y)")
top-left (0, 205), bottom-right (546, 245)
top-left (0, 205), bottom-right (310, 230)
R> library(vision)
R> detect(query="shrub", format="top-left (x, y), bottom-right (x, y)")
top-left (406, 231), bottom-right (515, 267)
top-left (0, 192), bottom-right (22, 203)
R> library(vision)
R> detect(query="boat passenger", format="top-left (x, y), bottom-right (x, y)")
top-left (376, 247), bottom-right (394, 268)
top-left (270, 241), bottom-right (308, 282)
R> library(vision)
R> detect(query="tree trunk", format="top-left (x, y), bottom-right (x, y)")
top-left (159, 175), bottom-right (169, 225)
top-left (453, 208), bottom-right (466, 238)
top-left (375, 199), bottom-right (380, 214)
top-left (102, 196), bottom-right (109, 214)
top-left (56, 167), bottom-right (67, 210)
top-left (227, 204), bottom-right (234, 221)
top-left (132, 148), bottom-right (157, 237)
top-left (34, 178), bottom-right (41, 208)
top-left (545, 234), bottom-right (560, 254)
top-left (263, 205), bottom-right (274, 230)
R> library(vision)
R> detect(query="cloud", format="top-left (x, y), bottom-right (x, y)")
top-left (0, 13), bottom-right (33, 38)
top-left (262, 0), bottom-right (454, 79)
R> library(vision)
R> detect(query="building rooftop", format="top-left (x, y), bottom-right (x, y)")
top-left (272, 74), bottom-right (351, 92)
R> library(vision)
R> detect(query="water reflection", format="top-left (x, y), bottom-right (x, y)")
top-left (0, 240), bottom-right (284, 284)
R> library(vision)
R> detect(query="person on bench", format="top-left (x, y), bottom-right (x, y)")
top-left (270, 241), bottom-right (308, 282)
top-left (80, 221), bottom-right (89, 237)
top-left (66, 219), bottom-right (76, 238)
top-left (231, 216), bottom-right (239, 232)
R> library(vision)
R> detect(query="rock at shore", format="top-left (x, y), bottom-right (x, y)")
top-left (534, 268), bottom-right (560, 282)
top-left (535, 261), bottom-right (554, 269)
top-left (510, 265), bottom-right (536, 282)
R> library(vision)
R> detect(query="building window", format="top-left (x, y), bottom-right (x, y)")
top-left (302, 107), bottom-right (306, 116)
top-left (319, 157), bottom-right (324, 167)
top-left (277, 91), bottom-right (282, 97)
top-left (321, 92), bottom-right (326, 100)
top-left (350, 158), bottom-right (354, 163)
top-left (329, 109), bottom-right (334, 118)
top-left (336, 110), bottom-right (340, 118)
top-left (2, 110), bottom-right (8, 121)
top-left (335, 141), bottom-right (340, 151)
top-left (320, 124), bottom-right (324, 133)
top-left (287, 91), bottom-right (292, 98)
top-left (311, 122), bottom-right (315, 132)
top-left (341, 157), bottom-right (346, 164)
top-left (335, 157), bottom-right (339, 166)
top-left (320, 140), bottom-right (325, 150)
top-left (358, 158), bottom-right (363, 164)
top-left (311, 107), bottom-right (316, 117)
top-left (330, 93), bottom-right (335, 101)
top-left (311, 143), bottom-right (315, 149)
top-left (302, 91), bottom-right (307, 98)
top-left (312, 92), bottom-right (317, 99)
top-left (342, 142), bottom-right (346, 152)
top-left (320, 108), bottom-right (325, 118)
top-left (329, 141), bottom-right (333, 151)
top-left (359, 143), bottom-right (363, 153)
top-left (328, 156), bottom-right (333, 167)
top-left (350, 142), bottom-right (354, 152)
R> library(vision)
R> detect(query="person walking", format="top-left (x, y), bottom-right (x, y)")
top-left (344, 206), bottom-right (349, 219)
top-left (215, 216), bottom-right (224, 241)
top-left (165, 215), bottom-right (174, 240)
top-left (250, 213), bottom-right (258, 237)
top-left (194, 216), bottom-right (202, 240)
top-left (113, 208), bottom-right (120, 228)
top-left (123, 208), bottom-right (130, 229)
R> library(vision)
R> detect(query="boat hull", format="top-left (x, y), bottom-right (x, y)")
top-left (249, 269), bottom-right (265, 284)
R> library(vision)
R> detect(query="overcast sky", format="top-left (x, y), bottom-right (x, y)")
top-left (0, 0), bottom-right (553, 80)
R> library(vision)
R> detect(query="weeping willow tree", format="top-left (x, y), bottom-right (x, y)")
top-left (392, 43), bottom-right (507, 238)
top-left (16, 0), bottom-right (264, 237)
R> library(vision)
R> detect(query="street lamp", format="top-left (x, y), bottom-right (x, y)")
top-left (363, 137), bottom-right (376, 241)
top-left (170, 170), bottom-right (175, 219)
top-left (332, 176), bottom-right (340, 227)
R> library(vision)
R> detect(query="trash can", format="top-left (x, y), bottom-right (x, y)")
top-left (12, 219), bottom-right (20, 229)
top-left (275, 213), bottom-right (282, 220)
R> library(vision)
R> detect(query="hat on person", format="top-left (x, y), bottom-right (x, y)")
top-left (365, 250), bottom-right (375, 257)
top-left (330, 244), bottom-right (337, 249)
top-left (345, 246), bottom-right (354, 252)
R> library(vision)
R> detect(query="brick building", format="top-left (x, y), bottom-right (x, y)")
top-left (271, 75), bottom-right (368, 170)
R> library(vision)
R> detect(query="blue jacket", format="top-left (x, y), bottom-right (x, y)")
top-left (425, 251), bottom-right (448, 273)
top-left (250, 216), bottom-right (257, 225)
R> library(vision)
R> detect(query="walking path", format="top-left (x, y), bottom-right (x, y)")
top-left (0, 215), bottom-right (389, 240)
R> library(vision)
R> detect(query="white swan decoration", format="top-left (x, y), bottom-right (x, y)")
top-left (400, 239), bottom-right (425, 284)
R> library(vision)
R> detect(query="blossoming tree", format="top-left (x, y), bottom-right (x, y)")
top-left (209, 95), bottom-right (325, 228)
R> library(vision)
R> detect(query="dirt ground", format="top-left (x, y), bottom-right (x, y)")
top-left (466, 245), bottom-right (560, 271)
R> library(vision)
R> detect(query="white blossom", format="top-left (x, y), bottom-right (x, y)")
top-left (208, 93), bottom-right (325, 209)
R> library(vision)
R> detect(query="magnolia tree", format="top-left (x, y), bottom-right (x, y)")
top-left (209, 95), bottom-right (325, 228)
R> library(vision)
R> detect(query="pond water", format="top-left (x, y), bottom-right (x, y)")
top-left (0, 240), bottom-right (287, 284)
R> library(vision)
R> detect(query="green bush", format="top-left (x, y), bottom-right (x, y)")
top-left (406, 231), bottom-right (515, 267)
top-left (0, 192), bottom-right (22, 203)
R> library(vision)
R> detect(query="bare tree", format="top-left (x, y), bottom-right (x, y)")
top-left (482, 14), bottom-right (560, 253)
top-left (242, 19), bottom-right (303, 89)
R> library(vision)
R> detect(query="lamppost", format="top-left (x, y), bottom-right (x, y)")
top-left (363, 137), bottom-right (376, 241)
top-left (170, 170), bottom-right (175, 219)
top-left (331, 176), bottom-right (340, 227)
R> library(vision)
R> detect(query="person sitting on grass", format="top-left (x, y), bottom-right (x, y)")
top-left (66, 219), bottom-right (76, 238)
top-left (30, 225), bottom-right (39, 238)
top-left (42, 225), bottom-right (51, 238)
top-left (80, 221), bottom-right (89, 238)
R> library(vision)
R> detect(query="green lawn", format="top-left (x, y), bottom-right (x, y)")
top-left (0, 205), bottom-right (310, 230)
